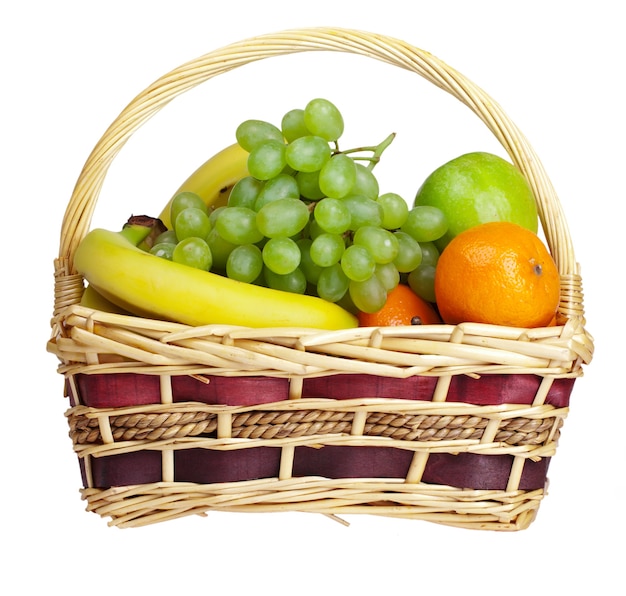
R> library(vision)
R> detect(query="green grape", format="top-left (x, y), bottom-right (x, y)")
top-left (228, 176), bottom-right (265, 209)
top-left (408, 263), bottom-right (437, 303)
top-left (317, 263), bottom-right (350, 302)
top-left (220, 98), bottom-right (424, 304)
top-left (307, 217), bottom-right (325, 240)
top-left (342, 194), bottom-right (384, 230)
top-left (281, 108), bottom-right (310, 142)
top-left (353, 225), bottom-right (399, 264)
top-left (174, 207), bottom-right (212, 241)
top-left (247, 140), bottom-right (287, 180)
top-left (336, 290), bottom-right (358, 314)
top-left (352, 163), bottom-right (380, 200)
top-left (374, 262), bottom-right (400, 291)
top-left (401, 205), bottom-right (448, 243)
top-left (215, 206), bottom-right (264, 245)
top-left (256, 197), bottom-right (310, 238)
top-left (377, 192), bottom-right (409, 230)
top-left (254, 173), bottom-right (300, 210)
top-left (172, 237), bottom-right (212, 271)
top-left (285, 135), bottom-right (331, 172)
top-left (206, 228), bottom-right (236, 271)
top-left (297, 238), bottom-right (324, 285)
top-left (226, 244), bottom-right (263, 283)
top-left (295, 170), bottom-right (325, 200)
top-left (349, 275), bottom-right (387, 313)
top-left (419, 241), bottom-right (440, 267)
top-left (263, 267), bottom-right (307, 294)
top-left (170, 191), bottom-right (207, 226)
top-left (341, 244), bottom-right (376, 281)
top-left (318, 153), bottom-right (357, 198)
top-left (236, 119), bottom-right (284, 152)
top-left (314, 197), bottom-right (351, 234)
top-left (393, 231), bottom-right (423, 273)
top-left (262, 236), bottom-right (301, 275)
top-left (155, 229), bottom-right (178, 245)
top-left (309, 233), bottom-right (345, 267)
top-left (303, 98), bottom-right (344, 142)
top-left (150, 242), bottom-right (176, 260)
top-left (209, 206), bottom-right (227, 227)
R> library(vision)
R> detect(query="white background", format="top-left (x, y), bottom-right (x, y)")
top-left (3, 1), bottom-right (623, 593)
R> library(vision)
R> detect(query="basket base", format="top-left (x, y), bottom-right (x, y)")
top-left (80, 476), bottom-right (543, 531)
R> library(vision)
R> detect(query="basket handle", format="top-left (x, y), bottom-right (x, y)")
top-left (55, 27), bottom-right (583, 320)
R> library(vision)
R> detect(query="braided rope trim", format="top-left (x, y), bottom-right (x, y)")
top-left (68, 405), bottom-right (562, 447)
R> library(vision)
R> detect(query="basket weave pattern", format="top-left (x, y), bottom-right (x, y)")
top-left (49, 28), bottom-right (593, 530)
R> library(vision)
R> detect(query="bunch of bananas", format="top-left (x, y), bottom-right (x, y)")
top-left (75, 143), bottom-right (358, 330)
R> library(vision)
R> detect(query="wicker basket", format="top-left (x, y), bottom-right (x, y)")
top-left (49, 27), bottom-right (593, 531)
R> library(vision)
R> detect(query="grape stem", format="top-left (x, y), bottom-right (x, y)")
top-left (335, 132), bottom-right (396, 171)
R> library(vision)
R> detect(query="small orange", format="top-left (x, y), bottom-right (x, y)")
top-left (357, 283), bottom-right (442, 327)
top-left (434, 221), bottom-right (560, 327)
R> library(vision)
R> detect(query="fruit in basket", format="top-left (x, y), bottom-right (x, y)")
top-left (158, 143), bottom-right (249, 229)
top-left (303, 97), bottom-right (345, 141)
top-left (357, 283), bottom-right (442, 327)
top-left (128, 97), bottom-right (454, 322)
top-left (74, 216), bottom-right (358, 329)
top-left (406, 241), bottom-right (440, 303)
top-left (401, 205), bottom-right (448, 243)
top-left (434, 221), bottom-right (559, 327)
top-left (155, 98), bottom-right (415, 314)
top-left (80, 283), bottom-right (131, 314)
top-left (414, 152), bottom-right (538, 249)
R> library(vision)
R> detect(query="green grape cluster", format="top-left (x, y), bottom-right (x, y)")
top-left (153, 98), bottom-right (449, 313)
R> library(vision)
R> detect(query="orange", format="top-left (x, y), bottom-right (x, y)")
top-left (434, 221), bottom-right (560, 327)
top-left (357, 283), bottom-right (442, 327)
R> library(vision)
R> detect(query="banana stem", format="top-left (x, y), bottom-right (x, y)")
top-left (122, 215), bottom-right (166, 248)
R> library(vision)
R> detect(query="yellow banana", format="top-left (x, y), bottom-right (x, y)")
top-left (82, 143), bottom-right (248, 310)
top-left (74, 222), bottom-right (358, 330)
top-left (80, 283), bottom-right (131, 314)
top-left (158, 142), bottom-right (249, 229)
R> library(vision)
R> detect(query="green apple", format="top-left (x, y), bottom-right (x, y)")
top-left (414, 152), bottom-right (538, 249)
